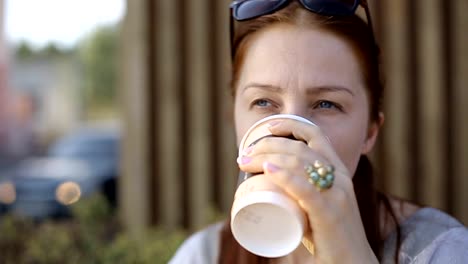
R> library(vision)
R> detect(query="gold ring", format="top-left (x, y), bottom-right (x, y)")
top-left (304, 160), bottom-right (335, 190)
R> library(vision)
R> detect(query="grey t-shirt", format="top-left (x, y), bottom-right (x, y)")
top-left (169, 208), bottom-right (468, 263)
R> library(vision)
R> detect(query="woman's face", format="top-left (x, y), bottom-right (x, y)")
top-left (234, 24), bottom-right (381, 176)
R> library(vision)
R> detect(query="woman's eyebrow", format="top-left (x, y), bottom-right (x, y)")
top-left (241, 83), bottom-right (355, 97)
top-left (306, 86), bottom-right (355, 97)
top-left (242, 83), bottom-right (284, 94)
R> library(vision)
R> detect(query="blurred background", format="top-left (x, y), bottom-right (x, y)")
top-left (0, 0), bottom-right (466, 263)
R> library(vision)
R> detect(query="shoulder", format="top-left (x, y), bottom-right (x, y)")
top-left (414, 226), bottom-right (468, 263)
top-left (169, 222), bottom-right (224, 264)
top-left (383, 207), bottom-right (468, 264)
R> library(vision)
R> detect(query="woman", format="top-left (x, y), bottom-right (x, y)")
top-left (170, 0), bottom-right (468, 263)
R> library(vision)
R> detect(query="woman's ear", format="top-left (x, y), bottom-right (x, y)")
top-left (361, 112), bottom-right (384, 154)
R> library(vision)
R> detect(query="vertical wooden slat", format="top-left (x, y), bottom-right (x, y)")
top-left (215, 0), bottom-right (238, 213)
top-left (380, 0), bottom-right (411, 199)
top-left (416, 0), bottom-right (446, 209)
top-left (452, 0), bottom-right (468, 224)
top-left (406, 0), bottom-right (422, 203)
top-left (146, 0), bottom-right (158, 228)
top-left (175, 0), bottom-right (191, 229)
top-left (120, 0), bottom-right (151, 236)
top-left (155, 0), bottom-right (183, 229)
top-left (186, 0), bottom-right (212, 230)
top-left (441, 0), bottom-right (454, 215)
top-left (209, 0), bottom-right (222, 212)
top-left (368, 0), bottom-right (384, 190)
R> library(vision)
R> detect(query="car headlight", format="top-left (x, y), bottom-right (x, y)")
top-left (55, 181), bottom-right (81, 205)
top-left (0, 181), bottom-right (16, 204)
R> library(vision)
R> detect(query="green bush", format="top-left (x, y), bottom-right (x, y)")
top-left (0, 195), bottom-right (187, 264)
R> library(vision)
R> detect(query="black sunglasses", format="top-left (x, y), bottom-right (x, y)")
top-left (229, 0), bottom-right (375, 59)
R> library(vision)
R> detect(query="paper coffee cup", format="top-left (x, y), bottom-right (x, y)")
top-left (231, 114), bottom-right (316, 257)
top-left (231, 177), bottom-right (306, 257)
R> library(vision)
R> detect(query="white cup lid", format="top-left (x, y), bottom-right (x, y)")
top-left (238, 114), bottom-right (316, 156)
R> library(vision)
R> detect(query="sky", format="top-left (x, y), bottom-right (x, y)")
top-left (5, 0), bottom-right (126, 49)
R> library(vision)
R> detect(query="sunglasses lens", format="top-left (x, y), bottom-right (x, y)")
top-left (233, 0), bottom-right (286, 20)
top-left (301, 0), bottom-right (358, 15)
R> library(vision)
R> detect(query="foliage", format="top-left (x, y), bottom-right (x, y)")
top-left (15, 41), bottom-right (73, 60)
top-left (12, 24), bottom-right (120, 121)
top-left (15, 42), bottom-right (35, 60)
top-left (78, 25), bottom-right (119, 116)
top-left (0, 194), bottom-right (187, 264)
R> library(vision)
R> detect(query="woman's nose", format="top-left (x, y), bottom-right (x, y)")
top-left (281, 103), bottom-right (308, 119)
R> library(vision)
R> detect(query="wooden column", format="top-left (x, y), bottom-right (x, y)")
top-left (120, 0), bottom-right (151, 236)
top-left (213, 0), bottom-right (238, 213)
top-left (379, 0), bottom-right (411, 199)
top-left (416, 0), bottom-right (447, 209)
top-left (185, 0), bottom-right (213, 230)
top-left (451, 0), bottom-right (468, 224)
top-left (154, 0), bottom-right (183, 229)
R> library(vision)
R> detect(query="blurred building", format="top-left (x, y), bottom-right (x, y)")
top-left (0, 0), bottom-right (9, 156)
top-left (0, 0), bottom-right (82, 160)
top-left (8, 56), bottom-right (82, 149)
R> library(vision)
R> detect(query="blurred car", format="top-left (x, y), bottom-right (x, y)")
top-left (0, 127), bottom-right (120, 219)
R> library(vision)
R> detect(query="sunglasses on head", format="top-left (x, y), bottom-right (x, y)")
top-left (229, 0), bottom-right (375, 59)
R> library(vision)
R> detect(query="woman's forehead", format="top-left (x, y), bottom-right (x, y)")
top-left (237, 24), bottom-right (364, 94)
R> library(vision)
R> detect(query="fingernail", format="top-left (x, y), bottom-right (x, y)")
top-left (242, 146), bottom-right (254, 156)
top-left (264, 162), bottom-right (279, 173)
top-left (267, 120), bottom-right (282, 128)
top-left (237, 156), bottom-right (252, 165)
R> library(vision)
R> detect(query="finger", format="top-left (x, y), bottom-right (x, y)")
top-left (267, 119), bottom-right (342, 167)
top-left (239, 150), bottom-right (350, 192)
top-left (262, 161), bottom-right (355, 234)
top-left (243, 137), bottom-right (324, 168)
top-left (262, 161), bottom-right (326, 213)
top-left (237, 153), bottom-right (303, 173)
top-left (239, 139), bottom-right (351, 194)
top-left (244, 136), bottom-right (314, 157)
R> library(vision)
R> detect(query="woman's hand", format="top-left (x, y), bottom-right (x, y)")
top-left (237, 119), bottom-right (378, 264)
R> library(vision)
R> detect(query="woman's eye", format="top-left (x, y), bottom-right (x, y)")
top-left (315, 100), bottom-right (340, 110)
top-left (252, 99), bottom-right (272, 108)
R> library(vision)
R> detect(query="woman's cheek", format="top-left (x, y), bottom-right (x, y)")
top-left (317, 122), bottom-right (362, 175)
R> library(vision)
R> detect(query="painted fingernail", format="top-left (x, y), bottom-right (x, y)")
top-left (264, 162), bottom-right (280, 173)
top-left (242, 146), bottom-right (254, 156)
top-left (237, 156), bottom-right (252, 165)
